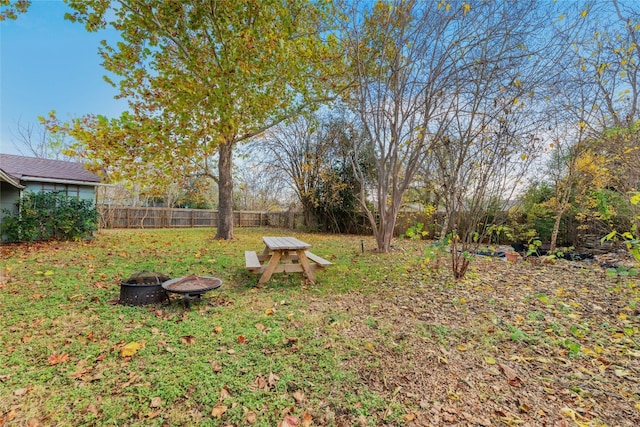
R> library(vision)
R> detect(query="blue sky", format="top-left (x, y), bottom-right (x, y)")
top-left (0, 0), bottom-right (127, 155)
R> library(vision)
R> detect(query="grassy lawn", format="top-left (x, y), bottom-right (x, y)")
top-left (1, 228), bottom-right (639, 426)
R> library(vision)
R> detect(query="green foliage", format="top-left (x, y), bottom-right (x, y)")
top-left (605, 266), bottom-right (640, 278)
top-left (58, 0), bottom-right (342, 240)
top-left (0, 191), bottom-right (98, 243)
top-left (421, 237), bottom-right (449, 273)
top-left (526, 238), bottom-right (542, 257)
top-left (400, 222), bottom-right (428, 240)
top-left (486, 224), bottom-right (515, 245)
top-left (311, 160), bottom-right (364, 234)
top-left (601, 193), bottom-right (640, 264)
top-left (518, 182), bottom-right (557, 242)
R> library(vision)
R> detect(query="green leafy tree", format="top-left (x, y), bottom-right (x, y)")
top-left (59, 0), bottom-right (342, 239)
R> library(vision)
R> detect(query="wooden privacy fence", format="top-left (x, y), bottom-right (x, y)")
top-left (98, 205), bottom-right (302, 229)
top-left (97, 205), bottom-right (444, 236)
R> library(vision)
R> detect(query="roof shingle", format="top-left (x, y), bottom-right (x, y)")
top-left (0, 153), bottom-right (101, 184)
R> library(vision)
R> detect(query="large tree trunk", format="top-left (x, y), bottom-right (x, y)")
top-left (301, 195), bottom-right (315, 228)
top-left (376, 212), bottom-right (395, 252)
top-left (374, 197), bottom-right (402, 253)
top-left (215, 141), bottom-right (234, 240)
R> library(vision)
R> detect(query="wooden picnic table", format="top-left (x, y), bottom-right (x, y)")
top-left (245, 236), bottom-right (332, 284)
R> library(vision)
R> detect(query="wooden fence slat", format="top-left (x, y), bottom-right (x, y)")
top-left (97, 206), bottom-right (305, 230)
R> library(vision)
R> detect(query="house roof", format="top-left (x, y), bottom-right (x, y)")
top-left (0, 168), bottom-right (24, 189)
top-left (0, 153), bottom-right (101, 186)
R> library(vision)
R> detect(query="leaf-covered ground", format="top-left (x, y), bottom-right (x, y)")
top-left (0, 228), bottom-right (638, 426)
top-left (313, 255), bottom-right (640, 426)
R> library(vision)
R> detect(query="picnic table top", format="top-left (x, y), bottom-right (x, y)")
top-left (262, 236), bottom-right (312, 251)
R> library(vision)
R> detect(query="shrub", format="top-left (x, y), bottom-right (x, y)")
top-left (1, 191), bottom-right (98, 243)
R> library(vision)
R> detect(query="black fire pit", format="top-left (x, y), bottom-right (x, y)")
top-left (162, 275), bottom-right (222, 308)
top-left (119, 271), bottom-right (171, 305)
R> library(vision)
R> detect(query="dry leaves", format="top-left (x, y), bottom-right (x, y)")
top-left (14, 386), bottom-right (32, 396)
top-left (47, 352), bottom-right (70, 365)
top-left (219, 385), bottom-right (232, 400)
top-left (210, 359), bottom-right (222, 373)
top-left (251, 372), bottom-right (280, 392)
top-left (211, 405), bottom-right (227, 418)
top-left (278, 415), bottom-right (299, 427)
top-left (150, 397), bottom-right (162, 408)
top-left (306, 254), bottom-right (640, 426)
top-left (245, 410), bottom-right (258, 424)
top-left (499, 363), bottom-right (524, 387)
top-left (180, 335), bottom-right (196, 345)
top-left (292, 390), bottom-right (306, 404)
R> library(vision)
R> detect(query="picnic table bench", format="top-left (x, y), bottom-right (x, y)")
top-left (245, 236), bottom-right (332, 284)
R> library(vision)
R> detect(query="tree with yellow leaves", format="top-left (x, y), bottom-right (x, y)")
top-left (57, 0), bottom-right (343, 240)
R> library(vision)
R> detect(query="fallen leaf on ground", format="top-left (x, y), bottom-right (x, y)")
top-left (120, 372), bottom-right (137, 388)
top-left (278, 415), bottom-right (298, 427)
top-left (210, 359), bottom-right (222, 372)
top-left (48, 352), bottom-right (70, 365)
top-left (180, 335), bottom-right (196, 345)
top-left (245, 410), bottom-right (257, 424)
top-left (403, 412), bottom-right (416, 421)
top-left (14, 386), bottom-right (31, 396)
top-left (120, 342), bottom-right (143, 357)
top-left (84, 404), bottom-right (99, 415)
top-left (499, 363), bottom-right (523, 387)
top-left (253, 375), bottom-right (268, 391)
top-left (150, 397), bottom-right (162, 408)
top-left (292, 390), bottom-right (306, 403)
top-left (211, 405), bottom-right (227, 418)
top-left (301, 411), bottom-right (312, 427)
top-left (268, 372), bottom-right (280, 387)
top-left (220, 385), bottom-right (231, 400)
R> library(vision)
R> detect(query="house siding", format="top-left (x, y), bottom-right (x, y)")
top-left (22, 182), bottom-right (97, 202)
top-left (1, 182), bottom-right (21, 220)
